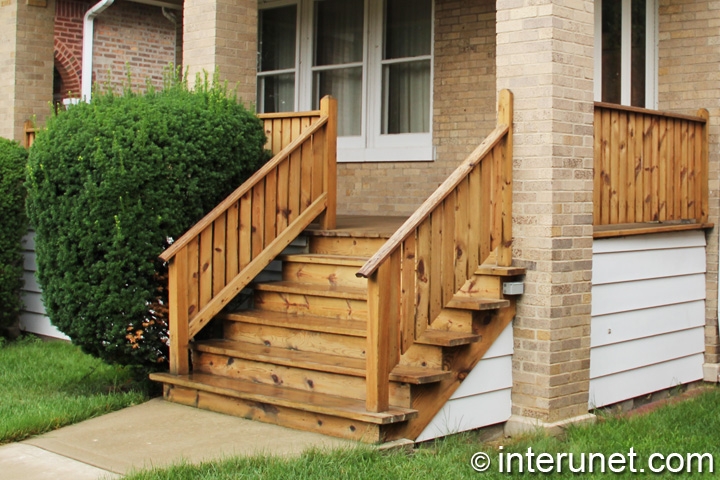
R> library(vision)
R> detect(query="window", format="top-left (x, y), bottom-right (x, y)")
top-left (594, 0), bottom-right (657, 108)
top-left (258, 0), bottom-right (434, 162)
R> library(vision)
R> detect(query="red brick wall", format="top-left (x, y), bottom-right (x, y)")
top-left (54, 0), bottom-right (179, 100)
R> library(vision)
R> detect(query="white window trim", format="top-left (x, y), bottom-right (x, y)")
top-left (594, 0), bottom-right (658, 109)
top-left (259, 0), bottom-right (435, 163)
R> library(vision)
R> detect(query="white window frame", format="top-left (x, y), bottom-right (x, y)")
top-left (258, 0), bottom-right (435, 162)
top-left (594, 0), bottom-right (658, 109)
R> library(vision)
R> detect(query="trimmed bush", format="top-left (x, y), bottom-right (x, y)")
top-left (26, 75), bottom-right (268, 369)
top-left (0, 138), bottom-right (28, 334)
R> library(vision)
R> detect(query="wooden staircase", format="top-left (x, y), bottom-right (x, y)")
top-left (151, 91), bottom-right (522, 443)
top-left (152, 226), bottom-right (522, 442)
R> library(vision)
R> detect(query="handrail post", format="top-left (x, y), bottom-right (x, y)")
top-left (697, 108), bottom-right (709, 224)
top-left (319, 96), bottom-right (337, 230)
top-left (168, 253), bottom-right (190, 375)
top-left (24, 120), bottom-right (35, 148)
top-left (366, 251), bottom-right (400, 412)
top-left (497, 89), bottom-right (513, 266)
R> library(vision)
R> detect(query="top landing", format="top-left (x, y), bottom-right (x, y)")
top-left (305, 215), bottom-right (408, 239)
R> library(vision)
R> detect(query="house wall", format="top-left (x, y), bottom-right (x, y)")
top-left (589, 231), bottom-right (706, 407)
top-left (336, 0), bottom-right (497, 216)
top-left (54, 0), bottom-right (179, 100)
top-left (417, 321), bottom-right (513, 442)
top-left (657, 0), bottom-right (720, 373)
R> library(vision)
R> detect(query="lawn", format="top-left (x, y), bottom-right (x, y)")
top-left (124, 386), bottom-right (720, 479)
top-left (0, 335), bottom-right (148, 444)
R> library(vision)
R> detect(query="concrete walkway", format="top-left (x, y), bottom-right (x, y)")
top-left (0, 398), bottom-right (354, 479)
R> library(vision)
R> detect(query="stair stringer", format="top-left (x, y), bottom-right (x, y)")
top-left (384, 300), bottom-right (516, 441)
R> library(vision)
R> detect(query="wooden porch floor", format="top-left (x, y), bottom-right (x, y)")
top-left (305, 215), bottom-right (409, 239)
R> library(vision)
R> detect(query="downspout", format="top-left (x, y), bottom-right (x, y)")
top-left (82, 0), bottom-right (116, 101)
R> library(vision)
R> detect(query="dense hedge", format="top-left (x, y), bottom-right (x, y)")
top-left (0, 138), bottom-right (28, 333)
top-left (26, 76), bottom-right (268, 369)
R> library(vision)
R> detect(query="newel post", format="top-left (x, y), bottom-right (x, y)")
top-left (319, 96), bottom-right (338, 230)
top-left (497, 89), bottom-right (513, 267)
top-left (698, 108), bottom-right (710, 224)
top-left (168, 252), bottom-right (190, 375)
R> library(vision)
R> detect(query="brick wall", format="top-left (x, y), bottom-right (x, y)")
top-left (657, 0), bottom-right (720, 367)
top-left (336, 0), bottom-right (497, 216)
top-left (0, 0), bottom-right (55, 141)
top-left (496, 0), bottom-right (595, 423)
top-left (93, 2), bottom-right (178, 93)
top-left (54, 0), bottom-right (84, 97)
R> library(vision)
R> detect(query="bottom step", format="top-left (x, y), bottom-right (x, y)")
top-left (151, 372), bottom-right (416, 443)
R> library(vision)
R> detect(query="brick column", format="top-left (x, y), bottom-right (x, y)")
top-left (182, 0), bottom-right (256, 106)
top-left (496, 0), bottom-right (595, 430)
top-left (656, 0), bottom-right (720, 383)
top-left (0, 0), bottom-right (55, 141)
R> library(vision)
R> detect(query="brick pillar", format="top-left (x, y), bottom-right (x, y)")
top-left (496, 0), bottom-right (595, 429)
top-left (656, 0), bottom-right (720, 382)
top-left (182, 0), bottom-right (256, 106)
top-left (0, 0), bottom-right (55, 141)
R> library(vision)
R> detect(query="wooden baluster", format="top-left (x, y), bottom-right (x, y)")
top-left (319, 96), bottom-right (337, 230)
top-left (168, 251), bottom-right (189, 375)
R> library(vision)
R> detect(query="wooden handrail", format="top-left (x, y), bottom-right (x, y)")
top-left (593, 103), bottom-right (709, 227)
top-left (361, 89), bottom-right (514, 412)
top-left (164, 96), bottom-right (338, 375)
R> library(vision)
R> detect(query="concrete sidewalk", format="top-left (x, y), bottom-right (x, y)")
top-left (0, 398), bottom-right (354, 479)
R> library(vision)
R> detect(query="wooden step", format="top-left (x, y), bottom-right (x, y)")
top-left (253, 289), bottom-right (368, 320)
top-left (220, 310), bottom-right (366, 337)
top-left (254, 282), bottom-right (367, 300)
top-left (416, 330), bottom-right (482, 347)
top-left (193, 350), bottom-right (412, 407)
top-left (446, 295), bottom-right (510, 311)
top-left (193, 339), bottom-right (452, 384)
top-left (279, 254), bottom-right (368, 288)
top-left (280, 254), bottom-right (369, 267)
top-left (474, 264), bottom-right (527, 277)
top-left (150, 372), bottom-right (417, 425)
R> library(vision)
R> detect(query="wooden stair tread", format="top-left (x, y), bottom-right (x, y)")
top-left (474, 265), bottom-right (527, 276)
top-left (194, 339), bottom-right (452, 384)
top-left (150, 372), bottom-right (416, 425)
top-left (279, 254), bottom-right (369, 267)
top-left (219, 310), bottom-right (366, 337)
top-left (446, 295), bottom-right (510, 311)
top-left (416, 330), bottom-right (482, 347)
top-left (253, 281), bottom-right (367, 300)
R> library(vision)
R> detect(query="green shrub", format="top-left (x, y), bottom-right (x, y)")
top-left (0, 138), bottom-right (28, 334)
top-left (26, 74), bottom-right (268, 370)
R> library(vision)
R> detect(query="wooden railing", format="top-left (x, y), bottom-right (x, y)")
top-left (593, 102), bottom-right (709, 227)
top-left (356, 90), bottom-right (514, 412)
top-left (24, 120), bottom-right (36, 148)
top-left (162, 96), bottom-right (337, 375)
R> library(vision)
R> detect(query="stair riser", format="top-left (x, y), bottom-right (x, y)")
top-left (457, 275), bottom-right (504, 299)
top-left (163, 384), bottom-right (386, 443)
top-left (399, 344), bottom-right (443, 369)
top-left (309, 236), bottom-right (386, 257)
top-left (282, 263), bottom-right (367, 289)
top-left (193, 351), bottom-right (412, 408)
top-left (254, 291), bottom-right (368, 321)
top-left (224, 322), bottom-right (367, 359)
top-left (431, 309), bottom-right (474, 333)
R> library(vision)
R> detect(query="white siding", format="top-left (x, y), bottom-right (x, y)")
top-left (589, 231), bottom-right (706, 409)
top-left (18, 231), bottom-right (69, 340)
top-left (416, 321), bottom-right (513, 442)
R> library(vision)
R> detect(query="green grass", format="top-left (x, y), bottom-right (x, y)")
top-left (0, 335), bottom-right (148, 444)
top-left (124, 386), bottom-right (720, 479)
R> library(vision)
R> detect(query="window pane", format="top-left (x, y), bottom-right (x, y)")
top-left (385, 0), bottom-right (432, 59)
top-left (259, 6), bottom-right (297, 72)
top-left (601, 0), bottom-right (621, 104)
top-left (259, 74), bottom-right (295, 113)
top-left (382, 60), bottom-right (430, 134)
top-left (314, 67), bottom-right (363, 136)
top-left (314, 0), bottom-right (363, 66)
top-left (631, 0), bottom-right (647, 107)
